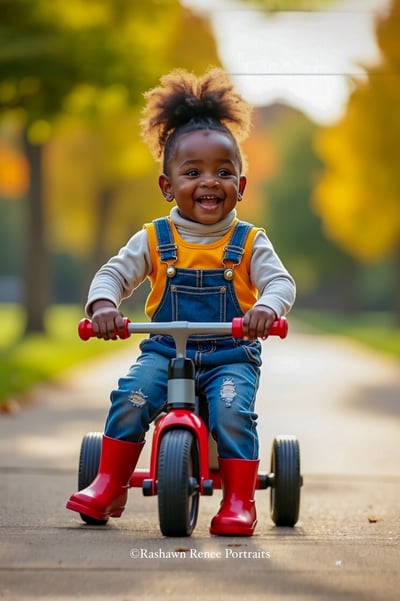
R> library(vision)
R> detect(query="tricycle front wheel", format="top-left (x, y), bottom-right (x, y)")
top-left (157, 429), bottom-right (200, 536)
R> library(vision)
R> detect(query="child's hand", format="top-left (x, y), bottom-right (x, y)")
top-left (90, 300), bottom-right (126, 340)
top-left (241, 305), bottom-right (278, 341)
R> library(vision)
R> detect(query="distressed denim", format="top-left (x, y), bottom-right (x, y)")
top-left (105, 348), bottom-right (260, 459)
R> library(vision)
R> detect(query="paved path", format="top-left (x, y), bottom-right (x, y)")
top-left (1, 325), bottom-right (399, 600)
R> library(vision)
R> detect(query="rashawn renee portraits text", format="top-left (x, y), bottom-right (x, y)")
top-left (129, 547), bottom-right (271, 560)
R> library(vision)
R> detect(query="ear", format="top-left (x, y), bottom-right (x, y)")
top-left (159, 174), bottom-right (174, 202)
top-left (238, 176), bottom-right (247, 201)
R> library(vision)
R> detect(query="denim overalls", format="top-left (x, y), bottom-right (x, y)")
top-left (105, 218), bottom-right (262, 459)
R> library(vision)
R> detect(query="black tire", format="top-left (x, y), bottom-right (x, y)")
top-left (157, 429), bottom-right (200, 536)
top-left (270, 435), bottom-right (301, 527)
top-left (78, 431), bottom-right (108, 526)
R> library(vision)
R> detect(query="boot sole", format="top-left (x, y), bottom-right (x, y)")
top-left (210, 520), bottom-right (257, 536)
top-left (66, 499), bottom-right (123, 520)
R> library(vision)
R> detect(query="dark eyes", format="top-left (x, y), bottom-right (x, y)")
top-left (185, 169), bottom-right (232, 177)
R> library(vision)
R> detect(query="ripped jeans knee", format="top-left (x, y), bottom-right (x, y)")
top-left (219, 377), bottom-right (237, 408)
top-left (201, 363), bottom-right (260, 460)
top-left (104, 351), bottom-right (169, 442)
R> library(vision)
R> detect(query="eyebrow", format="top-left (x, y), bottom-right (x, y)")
top-left (179, 158), bottom-right (236, 168)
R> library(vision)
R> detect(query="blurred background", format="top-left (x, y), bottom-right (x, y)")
top-left (0, 0), bottom-right (399, 405)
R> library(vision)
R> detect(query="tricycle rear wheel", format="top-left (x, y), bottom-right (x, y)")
top-left (157, 429), bottom-right (200, 536)
top-left (78, 431), bottom-right (108, 526)
top-left (270, 435), bottom-right (301, 527)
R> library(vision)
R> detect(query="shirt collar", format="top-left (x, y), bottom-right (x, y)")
top-left (170, 206), bottom-right (237, 239)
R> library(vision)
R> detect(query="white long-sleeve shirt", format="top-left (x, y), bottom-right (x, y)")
top-left (86, 207), bottom-right (296, 318)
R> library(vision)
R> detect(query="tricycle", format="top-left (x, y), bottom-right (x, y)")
top-left (74, 317), bottom-right (302, 536)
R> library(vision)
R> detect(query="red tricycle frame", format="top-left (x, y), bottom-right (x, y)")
top-left (77, 317), bottom-right (301, 535)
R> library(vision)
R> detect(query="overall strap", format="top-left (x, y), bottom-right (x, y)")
top-left (223, 221), bottom-right (253, 266)
top-left (153, 217), bottom-right (177, 263)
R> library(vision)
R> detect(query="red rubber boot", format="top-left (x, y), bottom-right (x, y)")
top-left (210, 458), bottom-right (259, 536)
top-left (66, 436), bottom-right (144, 521)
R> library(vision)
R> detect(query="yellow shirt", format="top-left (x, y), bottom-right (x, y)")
top-left (144, 218), bottom-right (260, 318)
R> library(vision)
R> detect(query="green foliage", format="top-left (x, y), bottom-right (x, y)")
top-left (0, 0), bottom-right (222, 333)
top-left (0, 0), bottom-right (182, 129)
top-left (0, 304), bottom-right (142, 405)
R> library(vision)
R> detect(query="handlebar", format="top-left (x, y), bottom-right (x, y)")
top-left (78, 317), bottom-right (288, 341)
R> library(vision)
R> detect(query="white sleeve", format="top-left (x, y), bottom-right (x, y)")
top-left (85, 229), bottom-right (152, 316)
top-left (250, 231), bottom-right (296, 318)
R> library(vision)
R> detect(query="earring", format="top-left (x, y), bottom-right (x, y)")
top-left (165, 193), bottom-right (174, 201)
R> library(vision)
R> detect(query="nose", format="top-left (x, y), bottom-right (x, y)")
top-left (201, 175), bottom-right (219, 188)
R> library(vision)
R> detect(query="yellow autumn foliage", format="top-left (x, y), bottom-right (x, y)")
top-left (313, 1), bottom-right (400, 263)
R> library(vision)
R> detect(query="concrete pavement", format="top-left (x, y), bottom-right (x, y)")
top-left (0, 325), bottom-right (399, 600)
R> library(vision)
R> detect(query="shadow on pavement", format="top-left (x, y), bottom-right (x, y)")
top-left (348, 383), bottom-right (400, 419)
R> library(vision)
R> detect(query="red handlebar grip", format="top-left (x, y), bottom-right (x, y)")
top-left (119, 317), bottom-right (131, 339)
top-left (270, 317), bottom-right (288, 339)
top-left (231, 317), bottom-right (288, 339)
top-left (78, 317), bottom-right (131, 340)
top-left (231, 317), bottom-right (244, 339)
top-left (78, 318), bottom-right (94, 340)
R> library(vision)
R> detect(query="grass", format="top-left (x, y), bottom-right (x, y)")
top-left (293, 309), bottom-right (400, 359)
top-left (0, 304), bottom-right (141, 408)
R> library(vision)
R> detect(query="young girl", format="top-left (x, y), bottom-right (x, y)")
top-left (66, 68), bottom-right (296, 536)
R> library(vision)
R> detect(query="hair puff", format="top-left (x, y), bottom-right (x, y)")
top-left (140, 67), bottom-right (253, 161)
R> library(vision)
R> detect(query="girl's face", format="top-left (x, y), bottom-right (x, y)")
top-left (158, 129), bottom-right (246, 225)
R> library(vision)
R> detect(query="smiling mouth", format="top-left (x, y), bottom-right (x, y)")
top-left (197, 195), bottom-right (222, 210)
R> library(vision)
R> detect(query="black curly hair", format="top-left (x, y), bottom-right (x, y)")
top-left (140, 67), bottom-right (253, 173)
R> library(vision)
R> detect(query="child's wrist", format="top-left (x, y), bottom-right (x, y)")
top-left (90, 299), bottom-right (116, 315)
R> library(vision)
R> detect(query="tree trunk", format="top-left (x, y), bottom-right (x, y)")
top-left (23, 130), bottom-right (50, 334)
top-left (85, 187), bottom-right (114, 292)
